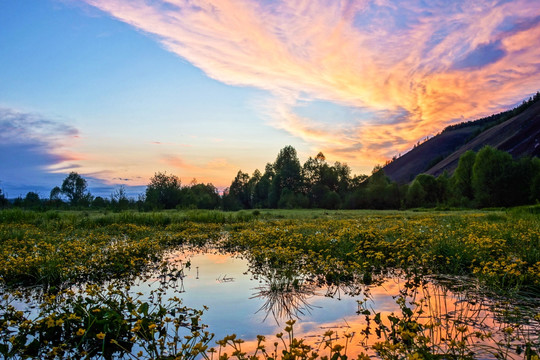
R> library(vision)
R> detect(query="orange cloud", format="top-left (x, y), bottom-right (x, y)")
top-left (84, 0), bottom-right (540, 170)
top-left (163, 155), bottom-right (199, 171)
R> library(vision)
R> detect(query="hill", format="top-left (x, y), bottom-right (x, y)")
top-left (383, 93), bottom-right (540, 183)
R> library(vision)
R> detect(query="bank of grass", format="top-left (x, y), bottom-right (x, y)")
top-left (1, 207), bottom-right (539, 294)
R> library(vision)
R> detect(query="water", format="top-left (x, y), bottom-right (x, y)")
top-left (3, 246), bottom-right (539, 358)
top-left (131, 247), bottom-right (540, 358)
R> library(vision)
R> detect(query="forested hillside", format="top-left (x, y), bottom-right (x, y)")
top-left (384, 92), bottom-right (540, 183)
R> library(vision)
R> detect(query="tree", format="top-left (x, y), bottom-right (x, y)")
top-left (92, 196), bottom-right (108, 209)
top-left (509, 157), bottom-right (538, 206)
top-left (271, 146), bottom-right (303, 208)
top-left (406, 179), bottom-right (427, 208)
top-left (364, 166), bottom-right (397, 209)
top-left (452, 150), bottom-right (476, 201)
top-left (436, 171), bottom-right (450, 205)
top-left (23, 192), bottom-right (41, 209)
top-left (61, 172), bottom-right (91, 206)
top-left (472, 146), bottom-right (514, 207)
top-left (185, 183), bottom-right (220, 209)
top-left (303, 152), bottom-right (326, 188)
top-left (50, 186), bottom-right (62, 201)
top-left (530, 158), bottom-right (540, 202)
top-left (334, 161), bottom-right (352, 195)
top-left (0, 188), bottom-right (8, 209)
top-left (48, 186), bottom-right (63, 208)
top-left (145, 172), bottom-right (182, 209)
top-left (229, 170), bottom-right (252, 209)
top-left (414, 174), bottom-right (438, 206)
top-left (320, 190), bottom-right (341, 209)
top-left (253, 166), bottom-right (272, 208)
top-left (111, 186), bottom-right (129, 211)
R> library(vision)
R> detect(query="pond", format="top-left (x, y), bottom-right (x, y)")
top-left (2, 244), bottom-right (539, 359)
top-left (128, 246), bottom-right (540, 359)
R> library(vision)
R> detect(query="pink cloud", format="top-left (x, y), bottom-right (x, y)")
top-left (162, 155), bottom-right (199, 171)
top-left (84, 0), bottom-right (540, 168)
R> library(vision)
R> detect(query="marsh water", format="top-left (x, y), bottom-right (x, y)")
top-left (130, 246), bottom-right (540, 358)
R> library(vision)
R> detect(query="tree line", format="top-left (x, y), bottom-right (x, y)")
top-left (1, 145), bottom-right (539, 211)
top-left (222, 145), bottom-right (540, 210)
top-left (443, 91), bottom-right (540, 134)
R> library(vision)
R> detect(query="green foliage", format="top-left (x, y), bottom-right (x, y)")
top-left (48, 186), bottom-right (64, 208)
top-left (277, 188), bottom-right (309, 209)
top-left (271, 146), bottom-right (303, 207)
top-left (145, 172), bottom-right (182, 209)
top-left (531, 159), bottom-right (540, 202)
top-left (452, 150), bottom-right (476, 201)
top-left (228, 170), bottom-right (252, 209)
top-left (0, 282), bottom-right (213, 359)
top-left (414, 174), bottom-right (438, 206)
top-left (406, 179), bottom-right (426, 208)
top-left (61, 172), bottom-right (92, 206)
top-left (21, 192), bottom-right (41, 210)
top-left (185, 183), bottom-right (221, 210)
top-left (472, 146), bottom-right (515, 207)
top-left (0, 189), bottom-right (9, 209)
top-left (320, 190), bottom-right (341, 210)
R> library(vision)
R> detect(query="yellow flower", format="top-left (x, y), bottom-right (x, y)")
top-left (76, 328), bottom-right (85, 336)
top-left (96, 332), bottom-right (106, 340)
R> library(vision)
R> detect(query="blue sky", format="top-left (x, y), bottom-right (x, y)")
top-left (1, 0), bottom-right (540, 198)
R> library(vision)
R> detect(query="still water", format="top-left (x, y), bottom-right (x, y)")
top-left (131, 247), bottom-right (540, 358)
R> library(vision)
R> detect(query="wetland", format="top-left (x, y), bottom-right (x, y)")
top-left (1, 209), bottom-right (539, 359)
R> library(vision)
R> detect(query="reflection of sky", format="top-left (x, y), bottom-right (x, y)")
top-left (135, 251), bottom-right (412, 343)
top-left (128, 250), bottom-right (540, 358)
top-left (6, 249), bottom-right (539, 358)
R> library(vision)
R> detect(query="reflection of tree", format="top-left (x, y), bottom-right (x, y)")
top-left (323, 273), bottom-right (381, 300)
top-left (421, 276), bottom-right (540, 357)
top-left (247, 253), bottom-right (387, 323)
top-left (357, 276), bottom-right (540, 358)
top-left (250, 268), bottom-right (319, 324)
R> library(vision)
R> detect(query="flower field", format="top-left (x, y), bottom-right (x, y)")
top-left (0, 209), bottom-right (539, 359)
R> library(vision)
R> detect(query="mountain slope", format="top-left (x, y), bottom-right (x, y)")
top-left (383, 96), bottom-right (540, 183)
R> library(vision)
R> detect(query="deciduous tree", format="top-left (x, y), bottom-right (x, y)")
top-left (145, 172), bottom-right (182, 209)
top-left (61, 172), bottom-right (91, 206)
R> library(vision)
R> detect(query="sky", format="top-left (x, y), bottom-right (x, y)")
top-left (1, 0), bottom-right (540, 198)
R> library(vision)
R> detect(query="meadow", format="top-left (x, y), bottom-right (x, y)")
top-left (1, 208), bottom-right (539, 359)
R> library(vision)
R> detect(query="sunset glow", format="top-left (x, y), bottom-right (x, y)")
top-left (1, 0), bottom-right (540, 196)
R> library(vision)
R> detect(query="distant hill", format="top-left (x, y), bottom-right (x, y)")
top-left (383, 93), bottom-right (540, 183)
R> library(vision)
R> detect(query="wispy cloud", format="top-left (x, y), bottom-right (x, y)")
top-left (0, 108), bottom-right (83, 168)
top-left (0, 108), bottom-right (78, 144)
top-left (84, 0), bottom-right (540, 167)
top-left (163, 155), bottom-right (199, 171)
top-left (0, 108), bottom-right (84, 195)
